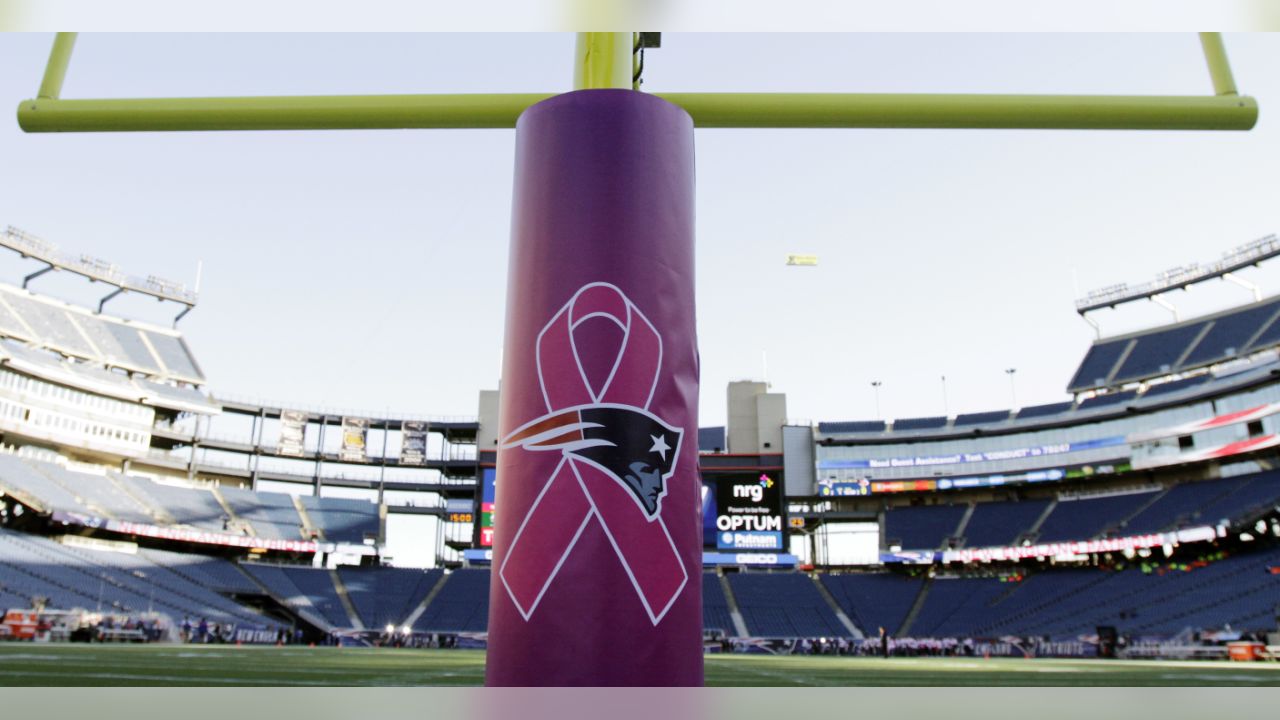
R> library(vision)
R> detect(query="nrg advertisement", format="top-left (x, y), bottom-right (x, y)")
top-left (714, 473), bottom-right (785, 551)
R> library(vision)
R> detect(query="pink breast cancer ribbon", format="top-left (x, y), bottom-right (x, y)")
top-left (499, 283), bottom-right (688, 625)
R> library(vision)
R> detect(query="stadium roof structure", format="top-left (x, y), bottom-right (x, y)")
top-left (1067, 292), bottom-right (1280, 393)
top-left (0, 225), bottom-right (198, 323)
top-left (818, 354), bottom-right (1280, 443)
top-left (1075, 233), bottom-right (1280, 316)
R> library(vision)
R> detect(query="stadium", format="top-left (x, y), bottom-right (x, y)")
top-left (0, 220), bottom-right (1277, 684)
top-left (2, 31), bottom-right (1280, 687)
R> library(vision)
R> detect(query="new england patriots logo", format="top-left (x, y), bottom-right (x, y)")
top-left (502, 404), bottom-right (682, 519)
top-left (498, 282), bottom-right (689, 626)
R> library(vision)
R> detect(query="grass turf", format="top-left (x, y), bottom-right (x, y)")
top-left (0, 645), bottom-right (1278, 686)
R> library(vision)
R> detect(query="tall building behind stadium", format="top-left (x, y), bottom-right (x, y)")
top-left (0, 224), bottom-right (1276, 656)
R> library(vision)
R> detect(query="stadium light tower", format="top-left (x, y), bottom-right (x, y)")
top-left (15, 31), bottom-right (1259, 689)
top-left (870, 380), bottom-right (883, 419)
top-left (1005, 368), bottom-right (1018, 409)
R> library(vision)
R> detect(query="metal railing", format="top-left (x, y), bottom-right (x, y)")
top-left (2, 225), bottom-right (197, 306)
top-left (212, 391), bottom-right (478, 425)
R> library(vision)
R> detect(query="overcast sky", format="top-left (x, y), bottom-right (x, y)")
top-left (1, 33), bottom-right (1279, 428)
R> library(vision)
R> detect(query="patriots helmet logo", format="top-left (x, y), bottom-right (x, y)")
top-left (502, 403), bottom-right (683, 519)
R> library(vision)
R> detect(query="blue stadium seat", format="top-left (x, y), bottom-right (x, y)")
top-left (1121, 477), bottom-right (1242, 534)
top-left (1067, 339), bottom-right (1131, 392)
top-left (702, 573), bottom-right (736, 634)
top-left (413, 569), bottom-right (490, 633)
top-left (1075, 389), bottom-right (1138, 412)
top-left (1035, 491), bottom-right (1159, 543)
top-left (0, 527), bottom-right (282, 630)
top-left (339, 566), bottom-right (441, 630)
top-left (884, 504), bottom-right (967, 549)
top-left (300, 495), bottom-right (378, 545)
top-left (1013, 401), bottom-right (1075, 420)
top-left (221, 487), bottom-right (303, 540)
top-left (953, 410), bottom-right (1011, 427)
top-left (1140, 374), bottom-right (1211, 399)
top-left (1112, 322), bottom-right (1209, 385)
top-left (892, 416), bottom-right (949, 432)
top-left (820, 574), bottom-right (923, 635)
top-left (818, 420), bottom-right (887, 434)
top-left (1180, 300), bottom-right (1280, 368)
top-left (1244, 311), bottom-right (1280, 354)
top-left (962, 499), bottom-right (1050, 548)
top-left (909, 578), bottom-right (1011, 637)
top-left (698, 426), bottom-right (726, 452)
top-left (727, 573), bottom-right (847, 638)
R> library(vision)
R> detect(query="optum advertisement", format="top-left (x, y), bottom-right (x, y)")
top-left (715, 473), bottom-right (785, 551)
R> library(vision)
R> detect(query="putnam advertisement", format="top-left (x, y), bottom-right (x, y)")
top-left (715, 473), bottom-right (785, 551)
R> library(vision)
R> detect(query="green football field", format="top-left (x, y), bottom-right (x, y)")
top-left (0, 645), bottom-right (1279, 686)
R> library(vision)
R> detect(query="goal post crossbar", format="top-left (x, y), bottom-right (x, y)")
top-left (18, 32), bottom-right (1258, 133)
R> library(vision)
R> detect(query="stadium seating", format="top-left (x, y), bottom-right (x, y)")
top-left (727, 573), bottom-right (848, 638)
top-left (0, 301), bottom-right (28, 342)
top-left (698, 427), bottom-right (726, 452)
top-left (36, 465), bottom-right (155, 524)
top-left (280, 566), bottom-right (351, 628)
top-left (1068, 339), bottom-right (1130, 393)
top-left (1013, 401), bottom-right (1075, 420)
top-left (102, 322), bottom-right (163, 374)
top-left (220, 487), bottom-right (303, 540)
top-left (962, 499), bottom-right (1050, 548)
top-left (702, 573), bottom-right (736, 635)
top-left (113, 474), bottom-right (230, 532)
top-left (0, 453), bottom-right (90, 513)
top-left (1068, 296), bottom-right (1280, 392)
top-left (338, 566), bottom-right (441, 630)
top-left (981, 549), bottom-right (1280, 639)
top-left (1244, 312), bottom-right (1280, 353)
top-left (1034, 491), bottom-right (1158, 543)
top-left (0, 454), bottom-right (381, 544)
top-left (952, 410), bottom-right (1011, 427)
top-left (137, 547), bottom-right (262, 595)
top-left (1113, 323), bottom-right (1210, 386)
top-left (1140, 374), bottom-right (1212, 399)
top-left (412, 568), bottom-right (490, 633)
top-left (892, 416), bottom-right (949, 432)
top-left (144, 332), bottom-right (203, 382)
top-left (1196, 472), bottom-right (1280, 526)
top-left (1, 291), bottom-right (99, 358)
top-left (817, 420), bottom-right (886, 434)
top-left (1075, 389), bottom-right (1138, 412)
top-left (300, 495), bottom-right (378, 544)
top-left (883, 503), bottom-right (967, 549)
top-left (136, 379), bottom-right (218, 410)
top-left (1120, 478), bottom-right (1243, 535)
top-left (240, 564), bottom-right (349, 629)
top-left (908, 577), bottom-right (1014, 637)
top-left (0, 527), bottom-right (281, 629)
top-left (820, 573), bottom-right (924, 635)
top-left (1181, 300), bottom-right (1280, 367)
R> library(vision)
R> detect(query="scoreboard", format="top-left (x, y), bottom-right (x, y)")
top-left (714, 473), bottom-right (786, 551)
top-left (478, 467), bottom-right (496, 547)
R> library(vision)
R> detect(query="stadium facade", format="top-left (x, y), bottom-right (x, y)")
top-left (0, 225), bottom-right (1277, 656)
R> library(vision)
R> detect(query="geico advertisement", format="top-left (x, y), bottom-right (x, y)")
top-left (715, 473), bottom-right (784, 551)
